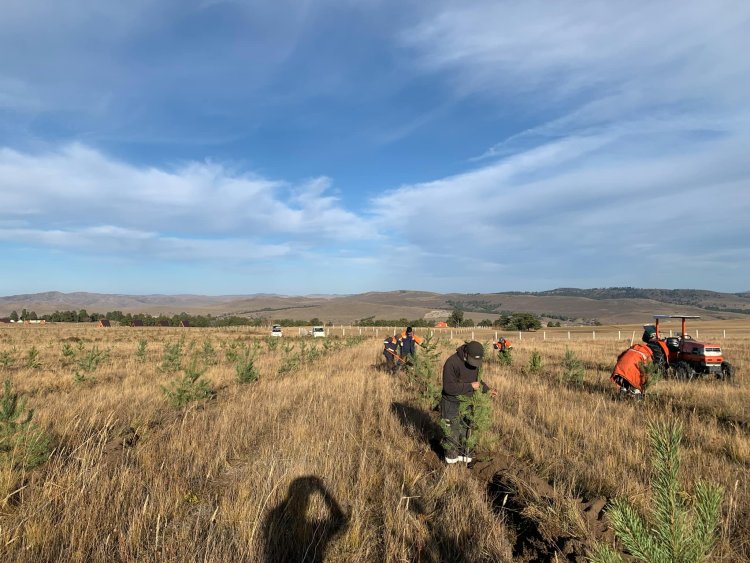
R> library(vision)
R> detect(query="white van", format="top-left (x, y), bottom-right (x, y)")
top-left (271, 324), bottom-right (283, 337)
top-left (311, 326), bottom-right (326, 338)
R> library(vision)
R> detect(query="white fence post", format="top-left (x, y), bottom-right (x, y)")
top-left (495, 331), bottom-right (498, 340)
top-left (519, 331), bottom-right (522, 341)
top-left (471, 331), bottom-right (475, 340)
top-left (696, 329), bottom-right (699, 338)
top-left (567, 331), bottom-right (571, 340)
top-left (450, 330), bottom-right (454, 339)
top-left (723, 329), bottom-right (726, 339)
top-left (618, 330), bottom-right (621, 340)
top-left (630, 331), bottom-right (635, 345)
top-left (543, 331), bottom-right (546, 340)
top-left (593, 331), bottom-right (596, 340)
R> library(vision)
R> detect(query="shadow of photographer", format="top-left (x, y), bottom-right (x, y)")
top-left (262, 475), bottom-right (349, 563)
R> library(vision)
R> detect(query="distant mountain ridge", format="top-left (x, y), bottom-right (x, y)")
top-left (1, 288), bottom-right (749, 324)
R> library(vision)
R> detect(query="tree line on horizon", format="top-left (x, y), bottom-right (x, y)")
top-left (3, 307), bottom-right (547, 331)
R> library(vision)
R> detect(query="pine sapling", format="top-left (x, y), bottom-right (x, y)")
top-left (161, 357), bottom-right (214, 408)
top-left (457, 368), bottom-right (496, 454)
top-left (560, 347), bottom-right (585, 386)
top-left (590, 418), bottom-right (724, 563)
top-left (639, 360), bottom-right (663, 393)
top-left (497, 347), bottom-right (513, 366)
top-left (408, 334), bottom-right (442, 410)
top-left (527, 350), bottom-right (543, 375)
top-left (0, 379), bottom-right (51, 469)
top-left (25, 346), bottom-right (42, 369)
top-left (0, 349), bottom-right (15, 369)
top-left (200, 339), bottom-right (218, 365)
top-left (236, 350), bottom-right (260, 384)
top-left (160, 341), bottom-right (183, 373)
top-left (76, 345), bottom-right (108, 373)
top-left (135, 338), bottom-right (148, 363)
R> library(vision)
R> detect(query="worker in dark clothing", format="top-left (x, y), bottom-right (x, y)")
top-left (441, 341), bottom-right (497, 464)
top-left (383, 335), bottom-right (400, 373)
top-left (397, 326), bottom-right (423, 366)
top-left (642, 325), bottom-right (669, 375)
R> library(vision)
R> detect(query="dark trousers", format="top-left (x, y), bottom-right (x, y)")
top-left (384, 351), bottom-right (398, 372)
top-left (441, 397), bottom-right (470, 458)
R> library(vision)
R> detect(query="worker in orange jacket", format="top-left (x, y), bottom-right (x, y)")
top-left (397, 326), bottom-right (424, 363)
top-left (610, 326), bottom-right (669, 398)
top-left (383, 335), bottom-right (400, 373)
top-left (493, 337), bottom-right (512, 352)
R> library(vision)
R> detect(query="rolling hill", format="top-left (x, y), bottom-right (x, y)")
top-left (2, 288), bottom-right (750, 325)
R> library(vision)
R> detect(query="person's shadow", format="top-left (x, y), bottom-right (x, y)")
top-left (262, 475), bottom-right (349, 562)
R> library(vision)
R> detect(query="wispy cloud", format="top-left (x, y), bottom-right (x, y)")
top-left (2, 1), bottom-right (750, 294)
top-left (0, 144), bottom-right (374, 260)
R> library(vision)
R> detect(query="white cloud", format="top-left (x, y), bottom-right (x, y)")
top-left (404, 1), bottom-right (750, 105)
top-left (0, 143), bottom-right (374, 260)
top-left (368, 123), bottom-right (750, 290)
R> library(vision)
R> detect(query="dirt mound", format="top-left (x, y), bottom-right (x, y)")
top-left (390, 399), bottom-right (615, 561)
top-left (471, 456), bottom-right (611, 562)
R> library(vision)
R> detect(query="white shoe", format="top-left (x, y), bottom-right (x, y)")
top-left (445, 456), bottom-right (460, 464)
top-left (459, 456), bottom-right (473, 463)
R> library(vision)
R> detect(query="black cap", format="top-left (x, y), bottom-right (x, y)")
top-left (642, 325), bottom-right (657, 342)
top-left (406, 326), bottom-right (413, 333)
top-left (464, 341), bottom-right (484, 367)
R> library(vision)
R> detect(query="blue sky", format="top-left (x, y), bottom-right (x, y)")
top-left (1, 0), bottom-right (749, 296)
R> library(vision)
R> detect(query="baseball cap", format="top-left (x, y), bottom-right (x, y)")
top-left (464, 341), bottom-right (484, 367)
top-left (642, 325), bottom-right (657, 341)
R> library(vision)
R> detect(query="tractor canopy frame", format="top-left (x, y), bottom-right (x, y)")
top-left (652, 315), bottom-right (701, 339)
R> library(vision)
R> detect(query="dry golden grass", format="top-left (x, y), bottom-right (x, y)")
top-left (0, 323), bottom-right (748, 562)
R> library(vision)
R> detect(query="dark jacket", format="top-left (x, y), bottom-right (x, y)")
top-left (398, 334), bottom-right (417, 357)
top-left (441, 345), bottom-right (489, 418)
top-left (383, 336), bottom-right (398, 358)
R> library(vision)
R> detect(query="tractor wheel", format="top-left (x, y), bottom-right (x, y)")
top-left (673, 362), bottom-right (695, 381)
top-left (720, 361), bottom-right (735, 381)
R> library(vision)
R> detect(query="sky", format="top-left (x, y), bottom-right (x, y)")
top-left (1, 0), bottom-right (749, 296)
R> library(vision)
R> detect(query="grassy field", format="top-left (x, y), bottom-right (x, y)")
top-left (0, 324), bottom-right (748, 562)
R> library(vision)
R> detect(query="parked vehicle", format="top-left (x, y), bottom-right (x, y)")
top-left (653, 315), bottom-right (735, 380)
top-left (311, 326), bottom-right (326, 338)
top-left (271, 324), bottom-right (283, 337)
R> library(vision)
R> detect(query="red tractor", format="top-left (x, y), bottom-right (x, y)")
top-left (651, 315), bottom-right (735, 381)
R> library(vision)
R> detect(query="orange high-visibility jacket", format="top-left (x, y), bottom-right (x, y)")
top-left (399, 331), bottom-right (424, 345)
top-left (493, 338), bottom-right (512, 351)
top-left (610, 343), bottom-right (654, 392)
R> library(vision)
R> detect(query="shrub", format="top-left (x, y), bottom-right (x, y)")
top-left (560, 347), bottom-right (584, 386)
top-left (0, 379), bottom-right (51, 469)
top-left (61, 342), bottom-right (76, 364)
top-left (76, 346), bottom-right (108, 373)
top-left (639, 360), bottom-right (663, 392)
top-left (73, 371), bottom-right (96, 385)
top-left (0, 349), bottom-right (15, 369)
top-left (223, 340), bottom-right (242, 364)
top-left (590, 419), bottom-right (723, 563)
top-left (497, 348), bottom-right (513, 366)
top-left (161, 358), bottom-right (214, 408)
top-left (408, 334), bottom-right (442, 410)
top-left (200, 339), bottom-right (218, 365)
top-left (527, 350), bottom-right (543, 374)
top-left (135, 338), bottom-right (148, 363)
top-left (25, 346), bottom-right (42, 369)
top-left (160, 341), bottom-right (183, 373)
top-left (236, 351), bottom-right (260, 384)
top-left (456, 370), bottom-right (495, 453)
